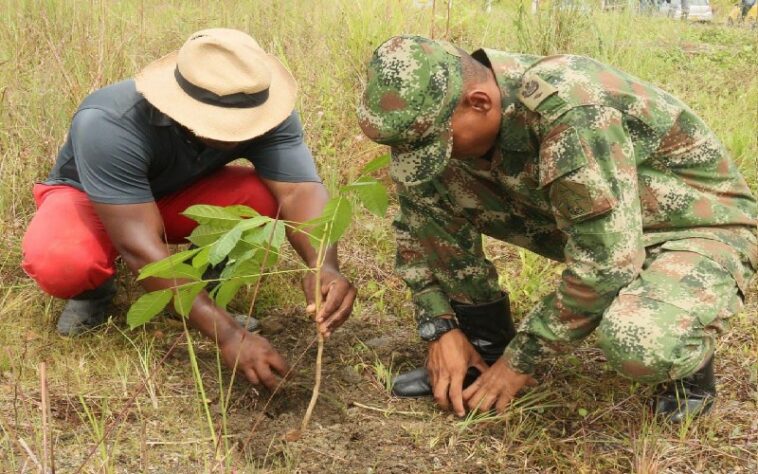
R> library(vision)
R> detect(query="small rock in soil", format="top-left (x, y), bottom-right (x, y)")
top-left (260, 317), bottom-right (285, 335)
top-left (364, 335), bottom-right (394, 351)
top-left (340, 366), bottom-right (363, 385)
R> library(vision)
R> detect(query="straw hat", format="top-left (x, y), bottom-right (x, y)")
top-left (135, 28), bottom-right (297, 142)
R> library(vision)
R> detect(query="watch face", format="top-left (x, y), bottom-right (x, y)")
top-left (419, 321), bottom-right (436, 340)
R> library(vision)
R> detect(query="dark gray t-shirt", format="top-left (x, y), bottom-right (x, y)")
top-left (46, 80), bottom-right (321, 204)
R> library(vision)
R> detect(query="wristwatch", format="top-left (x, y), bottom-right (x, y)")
top-left (418, 316), bottom-right (459, 342)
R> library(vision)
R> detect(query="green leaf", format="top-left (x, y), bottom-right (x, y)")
top-left (127, 289), bottom-right (173, 329)
top-left (207, 215), bottom-right (272, 266)
top-left (344, 177), bottom-right (388, 217)
top-left (224, 205), bottom-right (260, 218)
top-left (237, 215), bottom-right (270, 232)
top-left (187, 224), bottom-right (233, 247)
top-left (173, 282), bottom-right (205, 317)
top-left (220, 249), bottom-right (263, 279)
top-left (192, 246), bottom-right (210, 269)
top-left (222, 251), bottom-right (268, 283)
top-left (143, 263), bottom-right (201, 281)
top-left (209, 226), bottom-right (243, 266)
top-left (137, 248), bottom-right (201, 281)
top-left (310, 197), bottom-right (352, 247)
top-left (182, 205), bottom-right (242, 226)
top-left (244, 220), bottom-right (285, 249)
top-left (359, 153), bottom-right (390, 176)
top-left (212, 279), bottom-right (245, 310)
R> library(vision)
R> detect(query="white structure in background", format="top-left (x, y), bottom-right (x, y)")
top-left (660, 0), bottom-right (714, 21)
top-left (416, 0), bottom-right (539, 14)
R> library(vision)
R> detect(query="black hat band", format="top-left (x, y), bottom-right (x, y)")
top-left (174, 68), bottom-right (269, 109)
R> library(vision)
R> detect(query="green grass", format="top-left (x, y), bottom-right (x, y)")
top-left (1, 0), bottom-right (756, 472)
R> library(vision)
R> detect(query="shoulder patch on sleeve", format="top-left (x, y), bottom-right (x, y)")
top-left (517, 75), bottom-right (559, 111)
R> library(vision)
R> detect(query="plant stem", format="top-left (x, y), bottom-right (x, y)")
top-left (301, 333), bottom-right (324, 432)
top-left (180, 317), bottom-right (218, 455)
top-left (301, 224), bottom-right (329, 432)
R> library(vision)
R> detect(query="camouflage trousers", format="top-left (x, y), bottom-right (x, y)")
top-left (596, 239), bottom-right (754, 384)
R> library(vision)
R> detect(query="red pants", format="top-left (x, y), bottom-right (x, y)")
top-left (22, 166), bottom-right (278, 299)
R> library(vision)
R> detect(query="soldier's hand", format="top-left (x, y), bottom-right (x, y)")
top-left (302, 266), bottom-right (357, 337)
top-left (427, 329), bottom-right (489, 417)
top-left (462, 357), bottom-right (537, 414)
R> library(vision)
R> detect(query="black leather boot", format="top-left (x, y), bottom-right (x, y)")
top-left (452, 293), bottom-right (516, 364)
top-left (653, 356), bottom-right (716, 423)
top-left (57, 277), bottom-right (117, 336)
top-left (391, 293), bottom-right (515, 397)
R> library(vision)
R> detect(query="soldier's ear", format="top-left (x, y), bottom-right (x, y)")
top-left (464, 90), bottom-right (493, 114)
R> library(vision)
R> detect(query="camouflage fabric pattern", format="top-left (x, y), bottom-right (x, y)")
top-left (357, 35), bottom-right (463, 185)
top-left (381, 46), bottom-right (758, 381)
top-left (597, 242), bottom-right (744, 384)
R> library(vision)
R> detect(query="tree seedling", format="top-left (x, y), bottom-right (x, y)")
top-left (126, 154), bottom-right (390, 433)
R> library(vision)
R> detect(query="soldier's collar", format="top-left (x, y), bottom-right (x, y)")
top-left (471, 48), bottom-right (539, 154)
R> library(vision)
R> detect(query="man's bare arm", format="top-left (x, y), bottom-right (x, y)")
top-left (92, 201), bottom-right (288, 388)
top-left (260, 180), bottom-right (356, 336)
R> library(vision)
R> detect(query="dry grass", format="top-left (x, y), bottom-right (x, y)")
top-left (0, 0), bottom-right (756, 472)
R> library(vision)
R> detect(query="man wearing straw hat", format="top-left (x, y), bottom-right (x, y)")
top-left (21, 29), bottom-right (356, 390)
top-left (357, 35), bottom-right (756, 422)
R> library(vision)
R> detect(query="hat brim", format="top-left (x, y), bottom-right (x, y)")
top-left (389, 124), bottom-right (453, 186)
top-left (134, 51), bottom-right (297, 142)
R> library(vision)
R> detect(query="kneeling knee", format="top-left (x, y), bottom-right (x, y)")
top-left (597, 322), bottom-right (711, 384)
top-left (596, 321), bottom-right (671, 384)
top-left (22, 245), bottom-right (111, 299)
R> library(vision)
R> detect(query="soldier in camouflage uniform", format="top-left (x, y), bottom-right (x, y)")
top-left (357, 35), bottom-right (757, 421)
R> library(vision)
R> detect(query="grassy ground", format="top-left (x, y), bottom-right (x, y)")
top-left (1, 0), bottom-right (756, 472)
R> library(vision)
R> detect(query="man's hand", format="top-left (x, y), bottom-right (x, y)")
top-left (261, 180), bottom-right (357, 337)
top-left (218, 329), bottom-right (290, 390)
top-left (462, 357), bottom-right (537, 414)
top-left (302, 266), bottom-right (357, 337)
top-left (428, 328), bottom-right (489, 417)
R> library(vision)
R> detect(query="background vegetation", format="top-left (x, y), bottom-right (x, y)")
top-left (1, 0), bottom-right (755, 472)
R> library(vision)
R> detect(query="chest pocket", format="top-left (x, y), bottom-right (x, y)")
top-left (539, 127), bottom-right (616, 224)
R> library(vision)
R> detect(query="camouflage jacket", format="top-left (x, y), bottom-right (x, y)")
top-left (394, 49), bottom-right (758, 374)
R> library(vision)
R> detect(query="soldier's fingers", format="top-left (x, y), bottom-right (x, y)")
top-left (427, 366), bottom-right (438, 388)
top-left (477, 392), bottom-right (497, 412)
top-left (465, 387), bottom-right (485, 411)
top-left (462, 378), bottom-right (481, 401)
top-left (495, 392), bottom-right (513, 414)
top-left (472, 360), bottom-right (489, 375)
top-left (433, 376), bottom-right (451, 411)
top-left (449, 374), bottom-right (466, 417)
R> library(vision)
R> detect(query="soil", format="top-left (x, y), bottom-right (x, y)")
top-left (231, 309), bottom-right (452, 473)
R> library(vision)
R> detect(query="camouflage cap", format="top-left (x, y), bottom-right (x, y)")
top-left (357, 35), bottom-right (463, 185)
